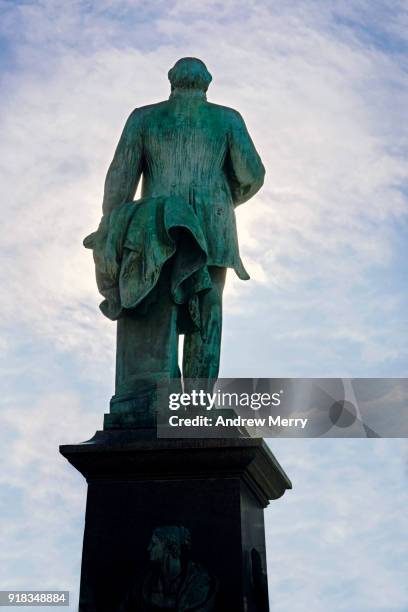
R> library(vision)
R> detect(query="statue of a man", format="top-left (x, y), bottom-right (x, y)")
top-left (85, 57), bottom-right (264, 411)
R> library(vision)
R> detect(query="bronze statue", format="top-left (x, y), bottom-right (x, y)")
top-left (84, 57), bottom-right (265, 416)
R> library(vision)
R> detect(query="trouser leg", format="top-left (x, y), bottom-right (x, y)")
top-left (115, 264), bottom-right (180, 397)
top-left (182, 266), bottom-right (227, 384)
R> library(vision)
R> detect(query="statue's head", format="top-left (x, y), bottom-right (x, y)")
top-left (148, 526), bottom-right (192, 563)
top-left (168, 58), bottom-right (212, 92)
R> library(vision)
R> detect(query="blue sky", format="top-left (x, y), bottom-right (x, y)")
top-left (0, 1), bottom-right (407, 610)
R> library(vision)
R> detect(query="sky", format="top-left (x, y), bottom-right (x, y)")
top-left (0, 0), bottom-right (407, 610)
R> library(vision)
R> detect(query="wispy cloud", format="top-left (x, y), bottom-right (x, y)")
top-left (267, 439), bottom-right (408, 612)
top-left (0, 1), bottom-right (407, 610)
top-left (1, 0), bottom-right (407, 375)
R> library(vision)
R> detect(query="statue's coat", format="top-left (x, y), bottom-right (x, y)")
top-left (85, 91), bottom-right (265, 320)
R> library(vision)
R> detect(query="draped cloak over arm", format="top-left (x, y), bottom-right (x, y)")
top-left (84, 108), bottom-right (213, 324)
top-left (225, 110), bottom-right (265, 207)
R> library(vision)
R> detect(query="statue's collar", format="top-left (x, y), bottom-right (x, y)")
top-left (169, 88), bottom-right (207, 101)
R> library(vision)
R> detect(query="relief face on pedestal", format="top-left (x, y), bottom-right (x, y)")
top-left (119, 526), bottom-right (218, 611)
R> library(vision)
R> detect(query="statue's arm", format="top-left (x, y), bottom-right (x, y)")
top-left (98, 109), bottom-right (143, 232)
top-left (225, 110), bottom-right (265, 207)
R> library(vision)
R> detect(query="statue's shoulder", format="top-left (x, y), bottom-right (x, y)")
top-left (124, 100), bottom-right (170, 128)
top-left (205, 101), bottom-right (245, 126)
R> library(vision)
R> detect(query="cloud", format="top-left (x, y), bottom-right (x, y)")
top-left (266, 438), bottom-right (408, 612)
top-left (1, 0), bottom-right (407, 377)
top-left (0, 387), bottom-right (96, 600)
top-left (0, 1), bottom-right (407, 610)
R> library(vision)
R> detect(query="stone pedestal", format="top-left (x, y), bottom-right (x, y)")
top-left (60, 432), bottom-right (291, 611)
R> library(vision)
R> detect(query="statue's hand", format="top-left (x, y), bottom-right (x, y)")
top-left (83, 232), bottom-right (97, 249)
top-left (83, 215), bottom-right (110, 250)
top-left (83, 215), bottom-right (119, 280)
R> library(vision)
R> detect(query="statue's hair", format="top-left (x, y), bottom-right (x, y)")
top-left (168, 57), bottom-right (212, 91)
top-left (153, 526), bottom-right (192, 558)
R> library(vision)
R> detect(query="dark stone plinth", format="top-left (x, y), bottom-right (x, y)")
top-left (60, 433), bottom-right (291, 611)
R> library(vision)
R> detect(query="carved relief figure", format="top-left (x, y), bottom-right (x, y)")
top-left (119, 526), bottom-right (217, 611)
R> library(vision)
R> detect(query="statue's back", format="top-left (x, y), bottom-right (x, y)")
top-left (138, 96), bottom-right (237, 202)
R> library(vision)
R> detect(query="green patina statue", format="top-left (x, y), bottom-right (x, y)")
top-left (84, 57), bottom-right (265, 421)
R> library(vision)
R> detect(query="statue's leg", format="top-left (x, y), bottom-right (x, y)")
top-left (115, 262), bottom-right (181, 398)
top-left (182, 266), bottom-right (227, 384)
